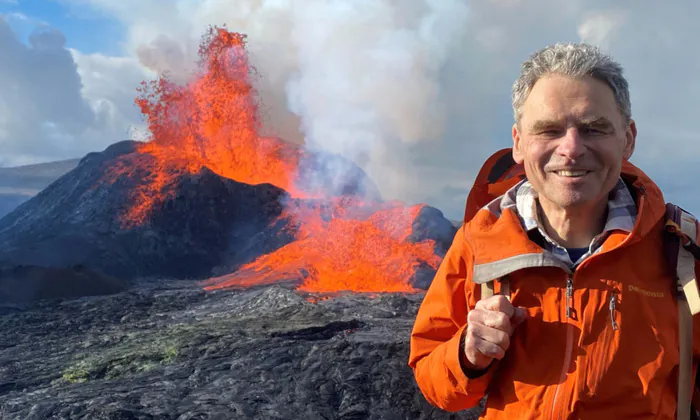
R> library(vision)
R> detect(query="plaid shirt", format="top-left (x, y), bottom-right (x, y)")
top-left (504, 178), bottom-right (638, 268)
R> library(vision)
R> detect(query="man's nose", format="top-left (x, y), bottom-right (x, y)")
top-left (556, 127), bottom-right (586, 159)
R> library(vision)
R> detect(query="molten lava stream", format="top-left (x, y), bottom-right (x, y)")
top-left (202, 202), bottom-right (441, 294)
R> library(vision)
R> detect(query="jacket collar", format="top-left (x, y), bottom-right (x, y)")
top-left (464, 160), bottom-right (666, 284)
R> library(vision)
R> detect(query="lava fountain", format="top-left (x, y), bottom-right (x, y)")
top-left (105, 26), bottom-right (442, 293)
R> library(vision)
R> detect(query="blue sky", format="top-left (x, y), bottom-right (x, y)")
top-left (0, 0), bottom-right (123, 54)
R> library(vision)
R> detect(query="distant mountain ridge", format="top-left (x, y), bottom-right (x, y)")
top-left (0, 159), bottom-right (81, 185)
top-left (0, 158), bottom-right (80, 219)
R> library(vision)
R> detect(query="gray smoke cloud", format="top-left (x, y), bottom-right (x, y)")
top-left (282, 0), bottom-right (468, 197)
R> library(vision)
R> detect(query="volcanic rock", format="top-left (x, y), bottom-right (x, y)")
top-left (0, 265), bottom-right (128, 309)
top-left (0, 280), bottom-right (481, 419)
top-left (0, 141), bottom-right (290, 281)
top-left (410, 205), bottom-right (459, 256)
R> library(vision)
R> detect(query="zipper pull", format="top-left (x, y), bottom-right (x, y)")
top-left (609, 293), bottom-right (619, 330)
top-left (566, 277), bottom-right (573, 318)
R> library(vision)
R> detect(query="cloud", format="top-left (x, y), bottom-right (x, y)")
top-left (0, 16), bottom-right (148, 166)
top-left (70, 49), bottom-right (150, 140)
top-left (0, 18), bottom-right (91, 164)
top-left (6, 0), bottom-right (700, 218)
top-left (577, 10), bottom-right (627, 50)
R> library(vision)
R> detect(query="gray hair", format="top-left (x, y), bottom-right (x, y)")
top-left (512, 42), bottom-right (631, 125)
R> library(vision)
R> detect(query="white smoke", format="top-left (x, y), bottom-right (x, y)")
top-left (71, 0), bottom-right (470, 200)
top-left (284, 0), bottom-right (468, 196)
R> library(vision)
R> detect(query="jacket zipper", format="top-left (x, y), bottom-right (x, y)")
top-left (609, 292), bottom-right (619, 330)
top-left (567, 184), bottom-right (645, 336)
top-left (545, 185), bottom-right (645, 419)
top-left (566, 276), bottom-right (574, 318)
top-left (550, 275), bottom-right (575, 419)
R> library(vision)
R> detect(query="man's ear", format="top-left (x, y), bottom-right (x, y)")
top-left (512, 123), bottom-right (524, 164)
top-left (623, 119), bottom-right (637, 160)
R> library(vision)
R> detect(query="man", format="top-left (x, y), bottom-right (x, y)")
top-left (408, 43), bottom-right (700, 418)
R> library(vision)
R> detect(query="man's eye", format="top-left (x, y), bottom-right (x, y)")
top-left (583, 127), bottom-right (605, 135)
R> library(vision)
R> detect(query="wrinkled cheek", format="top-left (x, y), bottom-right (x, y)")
top-left (524, 161), bottom-right (546, 184)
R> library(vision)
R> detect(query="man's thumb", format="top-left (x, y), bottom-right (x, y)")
top-left (511, 307), bottom-right (527, 328)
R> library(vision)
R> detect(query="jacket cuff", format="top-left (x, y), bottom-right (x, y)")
top-left (445, 324), bottom-right (496, 395)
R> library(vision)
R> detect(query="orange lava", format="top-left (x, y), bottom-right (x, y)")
top-left (101, 28), bottom-right (304, 226)
top-left (104, 26), bottom-right (442, 293)
top-left (202, 200), bottom-right (441, 293)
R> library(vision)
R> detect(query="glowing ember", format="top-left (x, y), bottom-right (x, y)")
top-left (104, 26), bottom-right (443, 293)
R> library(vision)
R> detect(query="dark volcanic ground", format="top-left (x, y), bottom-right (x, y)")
top-left (0, 280), bottom-right (481, 420)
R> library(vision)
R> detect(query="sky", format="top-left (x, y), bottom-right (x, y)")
top-left (0, 0), bottom-right (698, 221)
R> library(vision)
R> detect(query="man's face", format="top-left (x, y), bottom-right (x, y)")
top-left (512, 74), bottom-right (637, 211)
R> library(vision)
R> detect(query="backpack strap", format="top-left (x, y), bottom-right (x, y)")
top-left (665, 204), bottom-right (700, 314)
top-left (481, 276), bottom-right (511, 301)
top-left (664, 204), bottom-right (700, 420)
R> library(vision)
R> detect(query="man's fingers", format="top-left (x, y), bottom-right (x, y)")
top-left (464, 326), bottom-right (508, 364)
top-left (475, 339), bottom-right (507, 360)
top-left (463, 301), bottom-right (528, 369)
top-left (467, 323), bottom-right (510, 353)
top-left (481, 310), bottom-right (514, 335)
top-left (476, 295), bottom-right (515, 318)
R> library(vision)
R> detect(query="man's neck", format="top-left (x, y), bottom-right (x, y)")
top-left (538, 198), bottom-right (608, 249)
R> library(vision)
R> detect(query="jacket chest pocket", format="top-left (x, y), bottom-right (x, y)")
top-left (577, 281), bottom-right (678, 404)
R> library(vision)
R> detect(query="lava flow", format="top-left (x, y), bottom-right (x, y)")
top-left (106, 26), bottom-right (442, 293)
top-left (202, 199), bottom-right (442, 293)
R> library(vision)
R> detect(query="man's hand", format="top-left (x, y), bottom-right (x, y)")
top-left (462, 295), bottom-right (527, 371)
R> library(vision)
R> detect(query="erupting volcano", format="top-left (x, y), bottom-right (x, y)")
top-left (0, 26), bottom-right (456, 295)
top-left (101, 29), bottom-right (302, 226)
top-left (0, 16), bottom-right (476, 420)
top-left (109, 26), bottom-right (444, 293)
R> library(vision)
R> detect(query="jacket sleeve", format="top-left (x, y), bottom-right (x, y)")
top-left (408, 226), bottom-right (496, 412)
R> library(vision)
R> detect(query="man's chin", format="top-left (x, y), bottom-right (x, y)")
top-left (542, 191), bottom-right (596, 210)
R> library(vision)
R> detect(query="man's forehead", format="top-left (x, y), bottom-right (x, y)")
top-left (521, 74), bottom-right (622, 123)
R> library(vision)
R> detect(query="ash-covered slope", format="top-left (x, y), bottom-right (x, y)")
top-left (0, 141), bottom-right (289, 280)
top-left (0, 281), bottom-right (481, 419)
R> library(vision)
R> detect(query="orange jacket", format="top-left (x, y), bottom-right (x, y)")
top-left (409, 163), bottom-right (700, 419)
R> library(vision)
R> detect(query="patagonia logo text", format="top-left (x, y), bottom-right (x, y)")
top-left (628, 284), bottom-right (665, 298)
